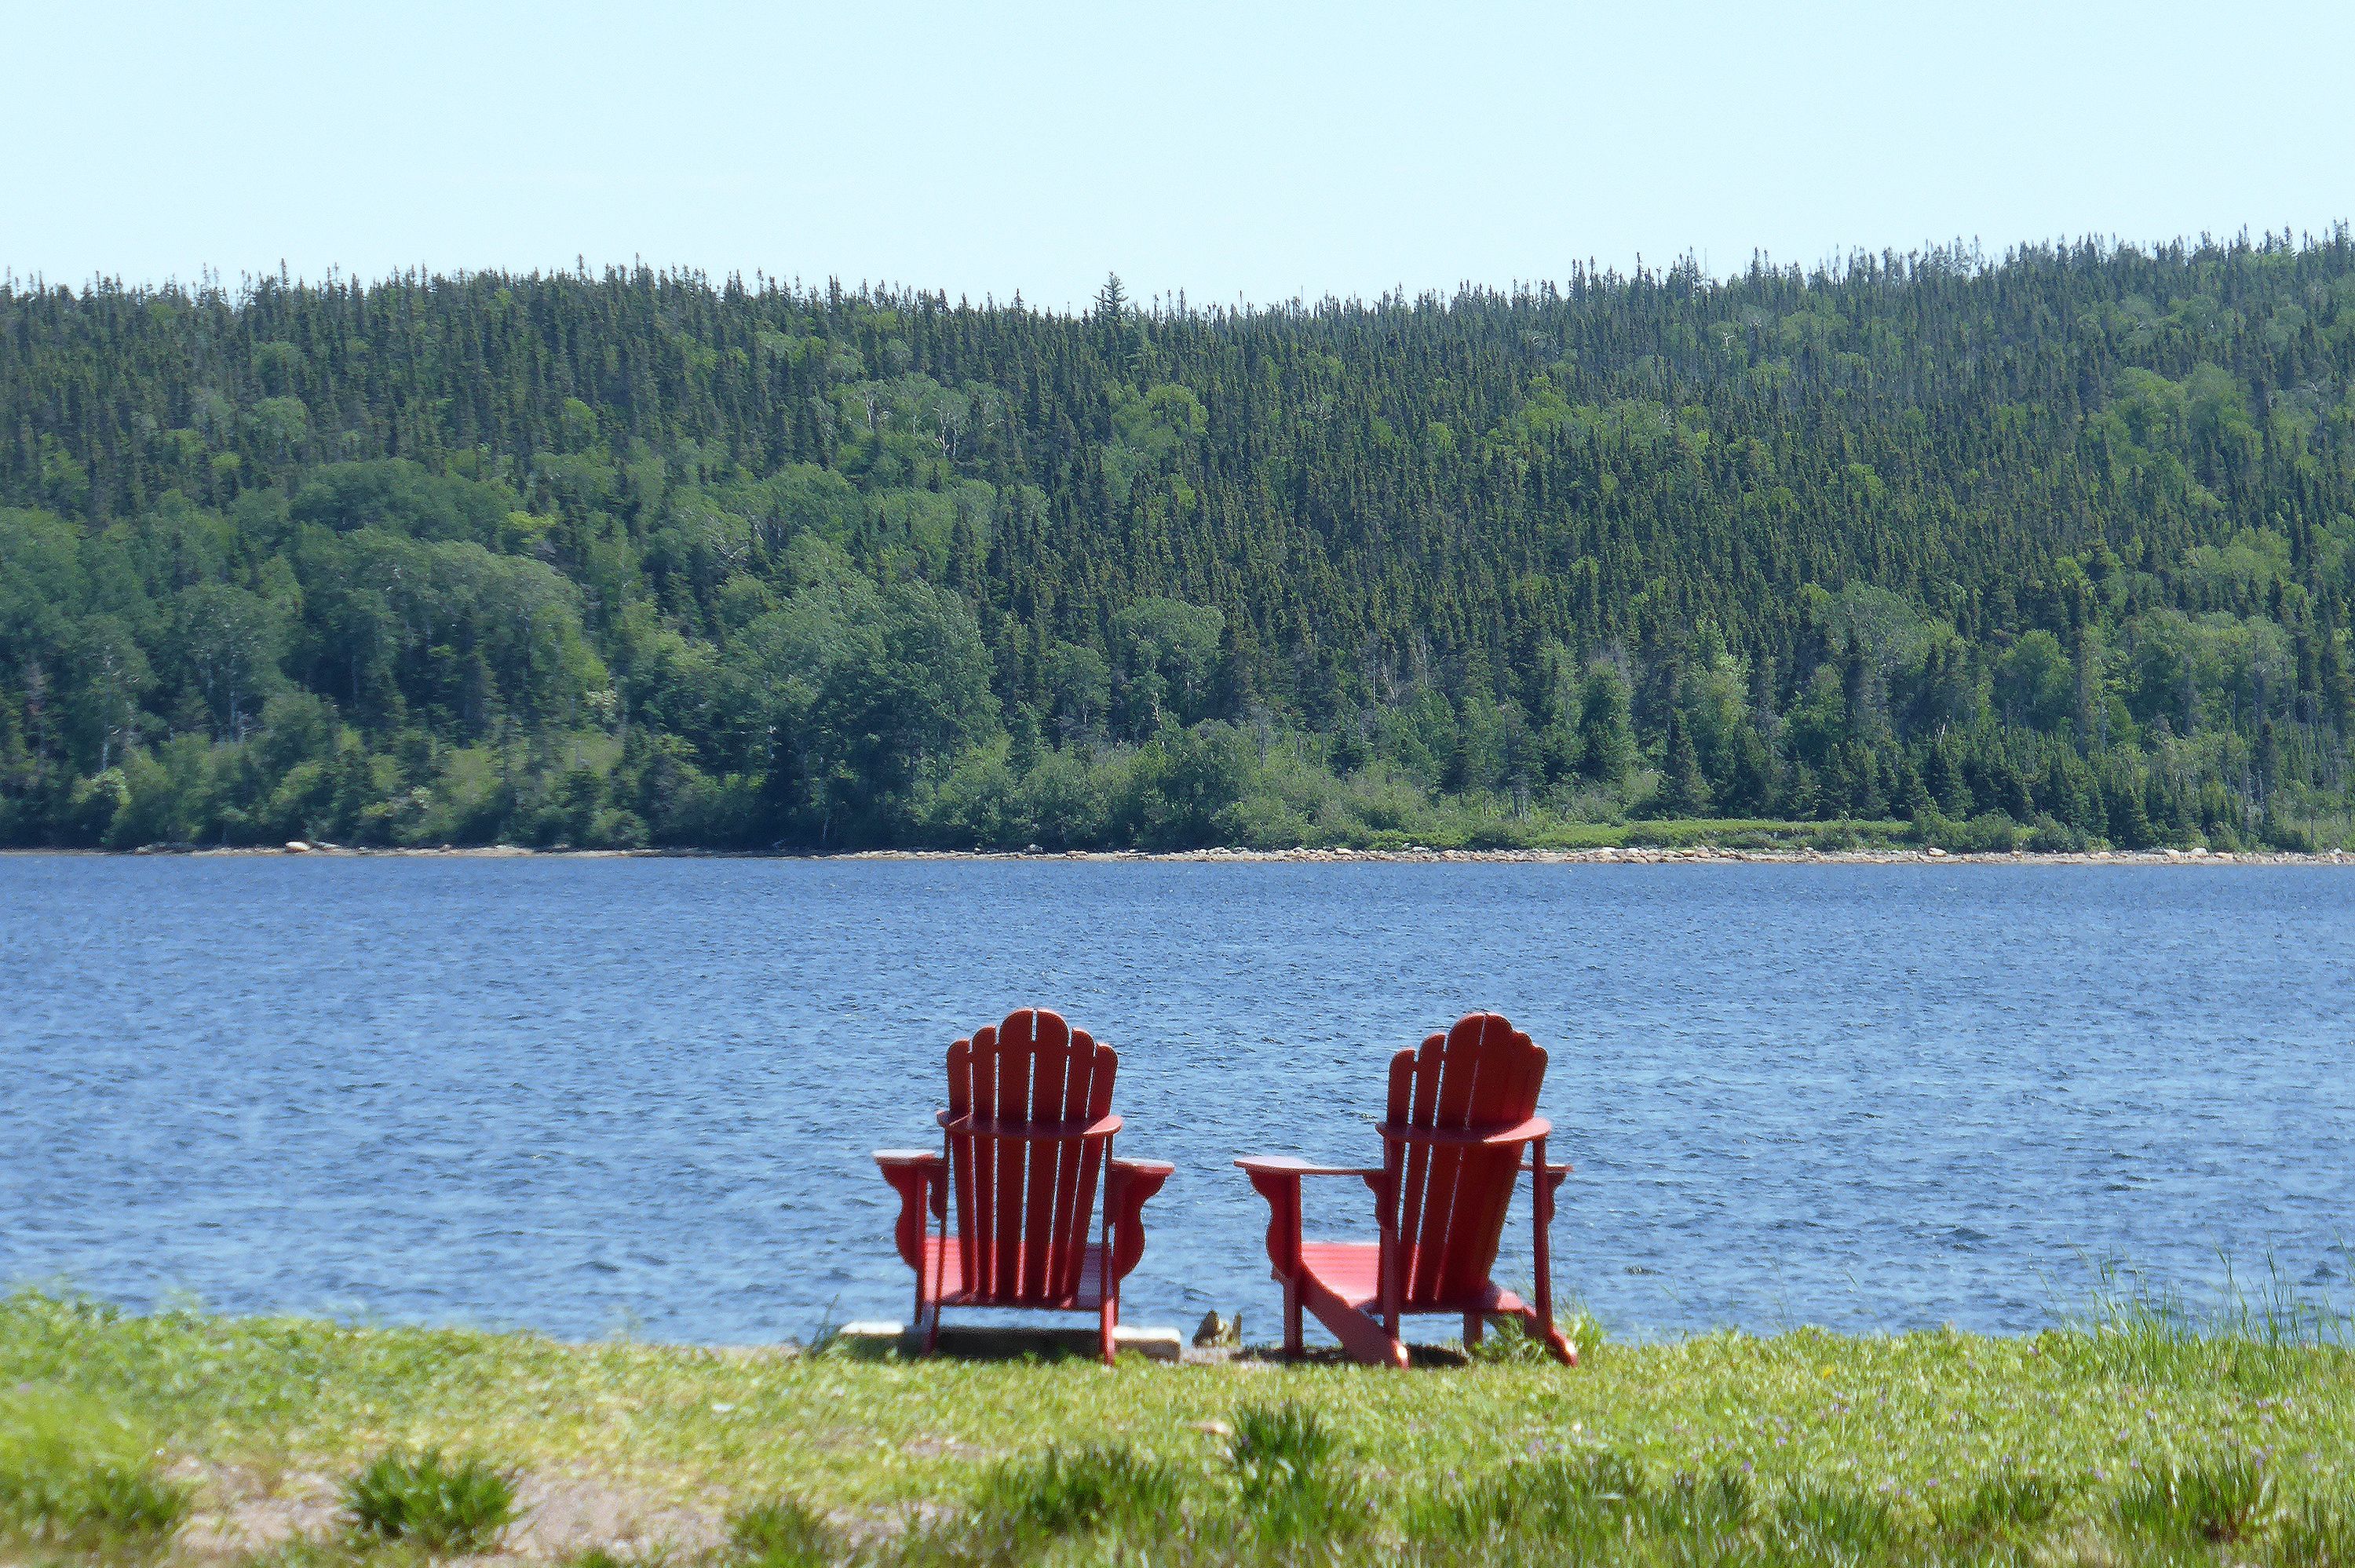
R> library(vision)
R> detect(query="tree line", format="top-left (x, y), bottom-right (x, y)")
top-left (5, 231), bottom-right (2355, 851)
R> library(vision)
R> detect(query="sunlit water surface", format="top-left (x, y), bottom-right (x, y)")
top-left (3, 855), bottom-right (2350, 1344)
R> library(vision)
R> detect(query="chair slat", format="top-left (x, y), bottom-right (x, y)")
top-left (988, 1012), bottom-right (1033, 1300)
top-left (1439, 1016), bottom-right (1542, 1300)
top-left (946, 1034), bottom-right (978, 1289)
top-left (1046, 1031), bottom-right (1101, 1299)
top-left (1017, 1011), bottom-right (1072, 1301)
top-left (968, 1023), bottom-right (1001, 1294)
top-left (1413, 1015), bottom-right (1488, 1298)
top-left (1067, 1041), bottom-right (1115, 1297)
top-left (1393, 1030), bottom-right (1447, 1289)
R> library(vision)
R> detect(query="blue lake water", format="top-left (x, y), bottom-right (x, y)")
top-left (2, 855), bottom-right (2351, 1346)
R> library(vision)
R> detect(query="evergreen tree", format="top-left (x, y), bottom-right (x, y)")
top-left (1659, 706), bottom-right (1708, 818)
top-left (1576, 665), bottom-right (1637, 791)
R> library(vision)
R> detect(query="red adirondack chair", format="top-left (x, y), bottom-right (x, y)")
top-left (874, 1008), bottom-right (1173, 1365)
top-left (1236, 1012), bottom-right (1575, 1367)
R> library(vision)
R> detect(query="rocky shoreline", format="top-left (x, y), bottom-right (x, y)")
top-left (839, 844), bottom-right (2353, 866)
top-left (26, 841), bottom-right (2350, 866)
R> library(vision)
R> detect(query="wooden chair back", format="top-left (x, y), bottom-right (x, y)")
top-left (1384, 1012), bottom-right (1549, 1307)
top-left (944, 1008), bottom-right (1118, 1304)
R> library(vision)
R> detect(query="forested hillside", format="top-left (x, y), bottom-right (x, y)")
top-left (6, 234), bottom-right (2355, 851)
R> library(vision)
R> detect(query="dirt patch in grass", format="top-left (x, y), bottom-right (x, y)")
top-left (169, 1461), bottom-right (728, 1563)
top-left (169, 1464), bottom-right (341, 1559)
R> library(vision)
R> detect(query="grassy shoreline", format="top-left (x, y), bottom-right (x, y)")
top-left (9, 1291), bottom-right (2355, 1564)
top-left (6, 801), bottom-right (2354, 864)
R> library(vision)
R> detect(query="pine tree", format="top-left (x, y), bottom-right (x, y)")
top-left (1659, 706), bottom-right (1708, 817)
top-left (1576, 666), bottom-right (1635, 789)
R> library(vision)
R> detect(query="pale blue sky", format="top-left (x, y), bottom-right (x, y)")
top-left (6, 0), bottom-right (2351, 309)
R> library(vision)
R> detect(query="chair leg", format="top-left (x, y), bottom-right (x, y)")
top-left (1545, 1323), bottom-right (1577, 1365)
top-left (1530, 1133), bottom-right (1575, 1366)
top-left (918, 1172), bottom-right (944, 1358)
top-left (1099, 1296), bottom-right (1117, 1366)
top-left (1283, 1277), bottom-right (1304, 1356)
top-left (1462, 1311), bottom-right (1484, 1348)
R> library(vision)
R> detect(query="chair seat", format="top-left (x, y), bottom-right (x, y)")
top-left (1296, 1242), bottom-right (1533, 1317)
top-left (916, 1237), bottom-right (1112, 1310)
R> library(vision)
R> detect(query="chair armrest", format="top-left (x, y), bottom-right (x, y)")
top-left (1234, 1155), bottom-right (1384, 1179)
top-left (1104, 1158), bottom-right (1173, 1281)
top-left (874, 1150), bottom-right (945, 1271)
top-left (1377, 1115), bottom-right (1551, 1149)
top-left (1235, 1156), bottom-right (1393, 1276)
top-left (1235, 1158), bottom-right (1307, 1277)
top-left (1524, 1156), bottom-right (1570, 1205)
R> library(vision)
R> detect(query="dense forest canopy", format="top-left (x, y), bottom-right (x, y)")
top-left (5, 232), bottom-right (2355, 851)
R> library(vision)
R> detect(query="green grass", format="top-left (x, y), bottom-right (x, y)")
top-left (1931, 1462), bottom-right (2070, 1536)
top-left (341, 1449), bottom-right (519, 1553)
top-left (726, 1497), bottom-right (843, 1567)
top-left (1404, 1449), bottom-right (1651, 1541)
top-left (12, 1287), bottom-right (2355, 1563)
top-left (2275, 1492), bottom-right (2355, 1567)
top-left (0, 1385), bottom-right (192, 1552)
top-left (968, 1444), bottom-right (1188, 1540)
top-left (1225, 1402), bottom-right (1357, 1543)
top-left (2112, 1452), bottom-right (2278, 1545)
